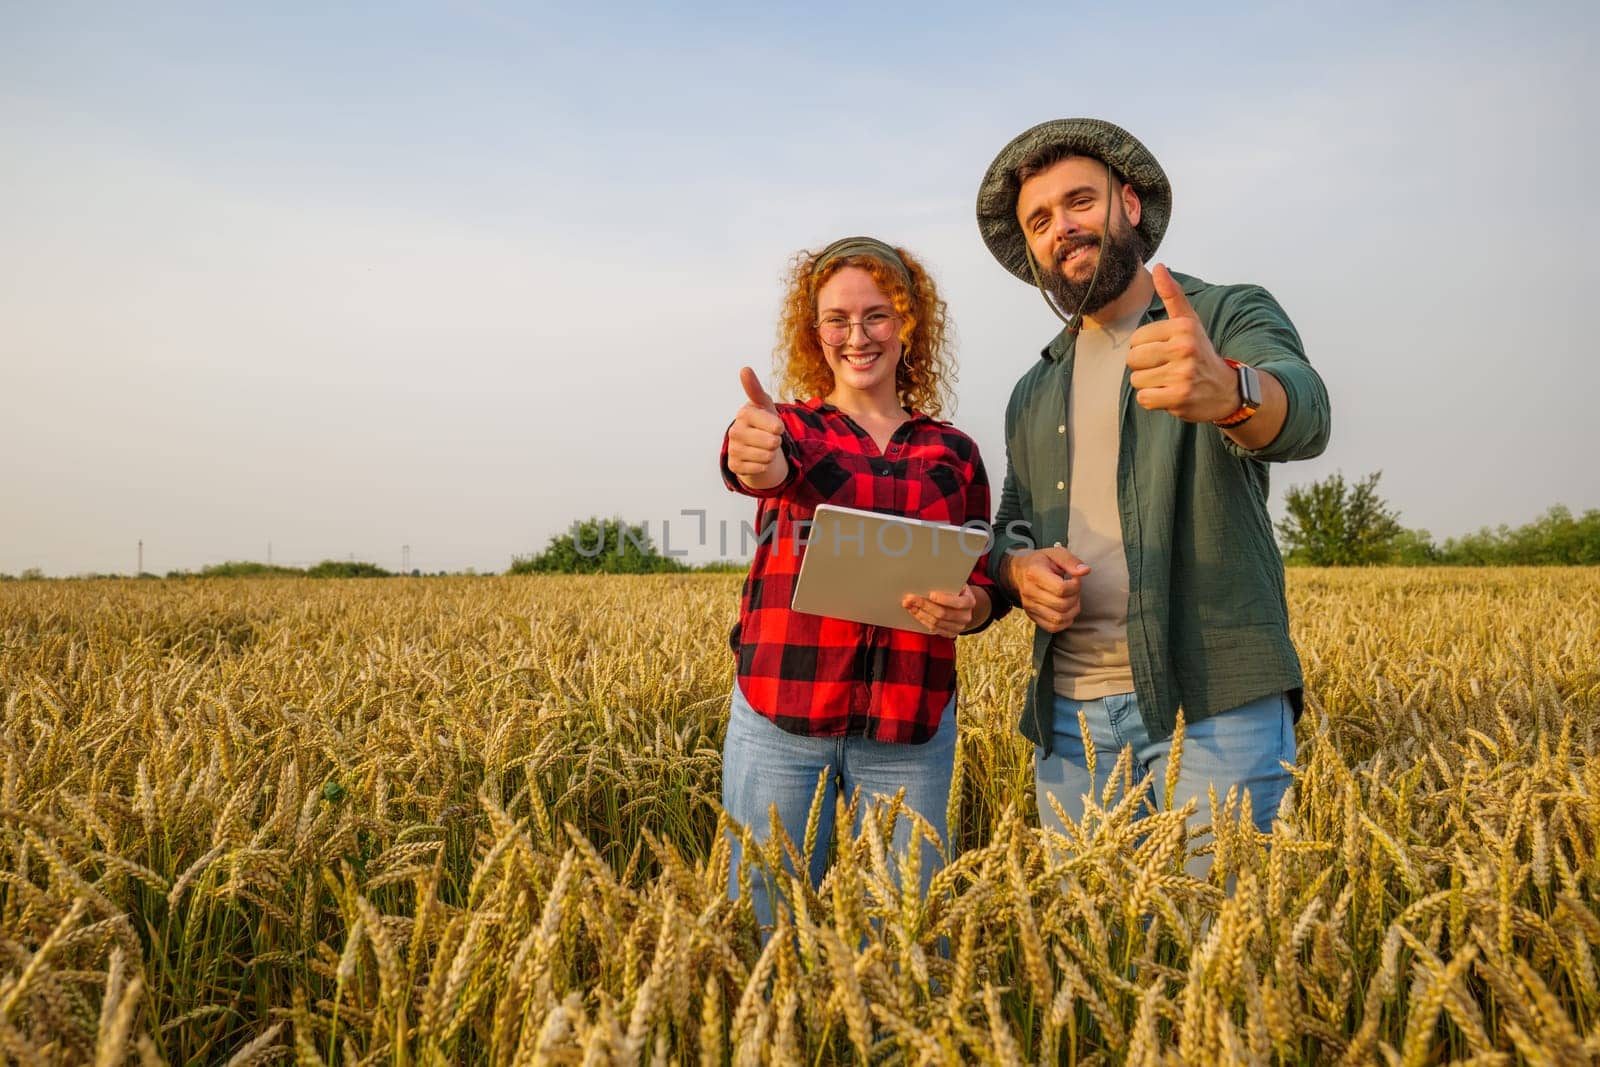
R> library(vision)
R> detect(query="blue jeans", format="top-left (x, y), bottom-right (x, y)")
top-left (721, 683), bottom-right (956, 928)
top-left (1035, 690), bottom-right (1295, 877)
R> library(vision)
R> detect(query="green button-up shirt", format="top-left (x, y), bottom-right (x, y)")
top-left (987, 271), bottom-right (1331, 750)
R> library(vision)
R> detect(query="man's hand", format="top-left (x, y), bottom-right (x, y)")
top-left (1004, 546), bottom-right (1091, 633)
top-left (902, 584), bottom-right (989, 638)
top-left (726, 367), bottom-right (789, 489)
top-left (1126, 264), bottom-right (1239, 423)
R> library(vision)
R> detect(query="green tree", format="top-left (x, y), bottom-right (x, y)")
top-left (1277, 471), bottom-right (1404, 565)
top-left (509, 517), bottom-right (687, 575)
top-left (194, 560), bottom-right (305, 578)
top-left (1392, 527), bottom-right (1439, 565)
top-left (1438, 505), bottom-right (1600, 565)
top-left (306, 560), bottom-right (392, 578)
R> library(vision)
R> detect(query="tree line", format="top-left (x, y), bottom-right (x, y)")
top-left (518, 477), bottom-right (1599, 573)
top-left (5, 477), bottom-right (1594, 579)
top-left (1, 560), bottom-right (408, 581)
top-left (507, 517), bottom-right (744, 575)
top-left (1276, 472), bottom-right (1600, 566)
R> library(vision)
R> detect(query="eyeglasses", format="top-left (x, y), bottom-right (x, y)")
top-left (815, 312), bottom-right (899, 347)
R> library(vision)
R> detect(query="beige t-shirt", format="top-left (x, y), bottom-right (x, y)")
top-left (1050, 307), bottom-right (1141, 699)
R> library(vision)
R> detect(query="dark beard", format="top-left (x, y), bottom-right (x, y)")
top-left (1039, 220), bottom-right (1143, 317)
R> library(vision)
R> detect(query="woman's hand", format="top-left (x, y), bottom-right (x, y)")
top-left (727, 367), bottom-right (790, 490)
top-left (902, 584), bottom-right (990, 638)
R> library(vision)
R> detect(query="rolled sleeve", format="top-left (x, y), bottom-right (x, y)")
top-left (1212, 286), bottom-right (1331, 464)
top-left (1231, 357), bottom-right (1331, 463)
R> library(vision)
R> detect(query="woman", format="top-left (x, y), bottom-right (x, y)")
top-left (718, 236), bottom-right (1006, 926)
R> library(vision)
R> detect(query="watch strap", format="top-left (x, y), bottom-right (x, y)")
top-left (1213, 358), bottom-right (1260, 427)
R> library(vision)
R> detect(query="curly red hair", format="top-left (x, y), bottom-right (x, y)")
top-left (773, 243), bottom-right (956, 418)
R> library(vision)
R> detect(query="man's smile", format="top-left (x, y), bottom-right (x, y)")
top-left (1059, 241), bottom-right (1098, 267)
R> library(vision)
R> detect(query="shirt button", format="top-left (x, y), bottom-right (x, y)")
top-left (1058, 424), bottom-right (1066, 434)
top-left (1057, 481), bottom-right (1065, 490)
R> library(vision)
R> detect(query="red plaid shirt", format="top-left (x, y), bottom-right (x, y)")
top-left (720, 398), bottom-right (1007, 743)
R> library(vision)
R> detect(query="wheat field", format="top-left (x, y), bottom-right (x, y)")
top-left (1, 569), bottom-right (1598, 1065)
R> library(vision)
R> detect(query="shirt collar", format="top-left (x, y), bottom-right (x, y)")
top-left (809, 396), bottom-right (938, 425)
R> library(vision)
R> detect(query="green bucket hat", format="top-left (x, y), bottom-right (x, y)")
top-left (976, 118), bottom-right (1172, 285)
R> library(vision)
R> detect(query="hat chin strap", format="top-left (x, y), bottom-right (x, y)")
top-left (1022, 160), bottom-right (1116, 334)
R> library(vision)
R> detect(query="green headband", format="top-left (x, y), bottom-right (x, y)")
top-left (811, 236), bottom-right (912, 288)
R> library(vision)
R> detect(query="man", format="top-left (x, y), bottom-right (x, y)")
top-left (975, 119), bottom-right (1330, 862)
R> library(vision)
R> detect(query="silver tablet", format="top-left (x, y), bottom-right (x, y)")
top-left (790, 504), bottom-right (989, 632)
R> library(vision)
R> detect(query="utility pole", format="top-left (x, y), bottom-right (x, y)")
top-left (402, 544), bottom-right (411, 573)
top-left (137, 540), bottom-right (143, 575)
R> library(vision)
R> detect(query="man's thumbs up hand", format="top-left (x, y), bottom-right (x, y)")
top-left (727, 367), bottom-right (790, 489)
top-left (1126, 264), bottom-right (1237, 422)
top-left (1153, 262), bottom-right (1199, 323)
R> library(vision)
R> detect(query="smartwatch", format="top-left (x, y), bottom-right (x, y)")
top-left (1214, 358), bottom-right (1261, 428)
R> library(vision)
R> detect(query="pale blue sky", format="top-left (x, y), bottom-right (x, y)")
top-left (3, 2), bottom-right (1596, 574)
